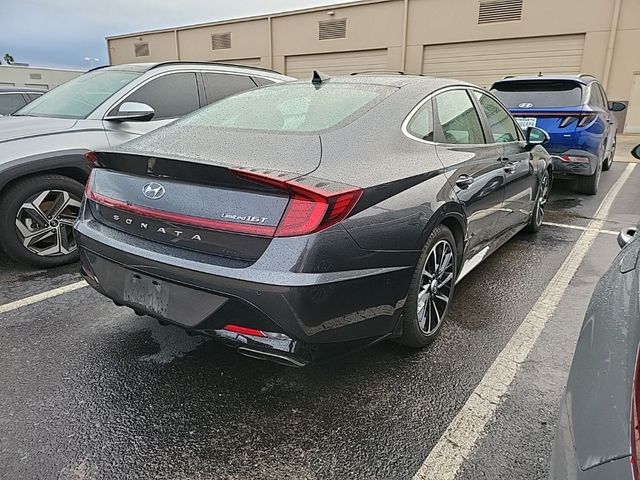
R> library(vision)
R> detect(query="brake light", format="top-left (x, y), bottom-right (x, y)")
top-left (84, 151), bottom-right (101, 168)
top-left (223, 324), bottom-right (290, 340)
top-left (631, 347), bottom-right (640, 479)
top-left (559, 116), bottom-right (578, 128)
top-left (578, 114), bottom-right (597, 128)
top-left (560, 155), bottom-right (590, 164)
top-left (84, 169), bottom-right (96, 196)
top-left (233, 169), bottom-right (362, 237)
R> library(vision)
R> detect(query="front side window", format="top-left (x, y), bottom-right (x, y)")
top-left (406, 99), bottom-right (435, 142)
top-left (473, 91), bottom-right (520, 143)
top-left (15, 69), bottom-right (141, 119)
top-left (177, 83), bottom-right (391, 133)
top-left (111, 72), bottom-right (200, 120)
top-left (434, 90), bottom-right (485, 145)
top-left (0, 93), bottom-right (27, 115)
top-left (202, 73), bottom-right (256, 105)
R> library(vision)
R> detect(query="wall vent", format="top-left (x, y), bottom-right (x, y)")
top-left (478, 0), bottom-right (523, 24)
top-left (29, 73), bottom-right (42, 80)
top-left (134, 43), bottom-right (150, 57)
top-left (212, 32), bottom-right (232, 50)
top-left (319, 18), bottom-right (347, 40)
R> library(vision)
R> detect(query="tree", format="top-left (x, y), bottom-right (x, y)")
top-left (3, 53), bottom-right (14, 65)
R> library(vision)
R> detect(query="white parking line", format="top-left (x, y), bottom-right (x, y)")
top-left (542, 221), bottom-right (619, 236)
top-left (413, 162), bottom-right (636, 480)
top-left (0, 280), bottom-right (87, 315)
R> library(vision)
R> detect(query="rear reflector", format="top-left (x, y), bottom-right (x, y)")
top-left (233, 169), bottom-right (362, 237)
top-left (85, 173), bottom-right (277, 237)
top-left (223, 324), bottom-right (290, 340)
top-left (560, 155), bottom-right (590, 164)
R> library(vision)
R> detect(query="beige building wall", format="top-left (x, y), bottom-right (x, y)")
top-left (0, 65), bottom-right (83, 90)
top-left (106, 0), bottom-right (640, 130)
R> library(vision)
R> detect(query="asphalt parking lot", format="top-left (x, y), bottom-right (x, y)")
top-left (1, 138), bottom-right (639, 480)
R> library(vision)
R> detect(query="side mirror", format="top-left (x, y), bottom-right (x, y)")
top-left (105, 102), bottom-right (155, 122)
top-left (608, 101), bottom-right (626, 112)
top-left (632, 145), bottom-right (640, 160)
top-left (525, 126), bottom-right (549, 147)
top-left (618, 227), bottom-right (638, 248)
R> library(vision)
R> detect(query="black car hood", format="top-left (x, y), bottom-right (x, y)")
top-left (0, 115), bottom-right (77, 143)
top-left (108, 125), bottom-right (322, 176)
top-left (566, 235), bottom-right (640, 470)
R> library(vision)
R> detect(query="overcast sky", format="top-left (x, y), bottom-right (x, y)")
top-left (1, 0), bottom-right (348, 70)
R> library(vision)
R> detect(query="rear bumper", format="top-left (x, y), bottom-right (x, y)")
top-left (549, 149), bottom-right (599, 177)
top-left (74, 212), bottom-right (415, 360)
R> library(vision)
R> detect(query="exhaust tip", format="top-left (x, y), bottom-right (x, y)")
top-left (237, 346), bottom-right (307, 368)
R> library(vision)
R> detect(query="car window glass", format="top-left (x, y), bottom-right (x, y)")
top-left (16, 70), bottom-right (141, 119)
top-left (202, 73), bottom-right (256, 105)
top-left (473, 91), bottom-right (519, 143)
top-left (598, 84), bottom-right (609, 105)
top-left (406, 99), bottom-right (435, 142)
top-left (252, 77), bottom-right (275, 87)
top-left (434, 90), bottom-right (485, 144)
top-left (491, 80), bottom-right (583, 108)
top-left (178, 83), bottom-right (391, 133)
top-left (26, 93), bottom-right (44, 102)
top-left (114, 72), bottom-right (199, 120)
top-left (590, 84), bottom-right (605, 108)
top-left (0, 93), bottom-right (27, 115)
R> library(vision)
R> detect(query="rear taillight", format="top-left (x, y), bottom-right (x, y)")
top-left (233, 169), bottom-right (362, 237)
top-left (631, 347), bottom-right (640, 478)
top-left (560, 155), bottom-right (590, 164)
top-left (84, 169), bottom-right (96, 196)
top-left (578, 114), bottom-right (597, 128)
top-left (84, 151), bottom-right (101, 168)
top-left (223, 324), bottom-right (290, 340)
top-left (559, 116), bottom-right (578, 128)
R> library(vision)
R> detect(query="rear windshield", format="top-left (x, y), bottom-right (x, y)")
top-left (177, 83), bottom-right (391, 133)
top-left (491, 80), bottom-right (584, 108)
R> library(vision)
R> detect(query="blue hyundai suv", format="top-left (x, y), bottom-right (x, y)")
top-left (491, 75), bottom-right (626, 194)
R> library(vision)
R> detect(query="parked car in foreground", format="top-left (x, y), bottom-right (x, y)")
top-left (549, 145), bottom-right (640, 479)
top-left (491, 75), bottom-right (625, 195)
top-left (75, 73), bottom-right (552, 366)
top-left (0, 86), bottom-right (44, 116)
top-left (0, 62), bottom-right (291, 268)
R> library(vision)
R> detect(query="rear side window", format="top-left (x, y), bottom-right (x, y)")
top-left (114, 73), bottom-right (199, 120)
top-left (434, 90), bottom-right (485, 145)
top-left (252, 76), bottom-right (276, 87)
top-left (202, 73), bottom-right (256, 105)
top-left (406, 99), bottom-right (435, 142)
top-left (589, 84), bottom-right (605, 108)
top-left (27, 93), bottom-right (44, 102)
top-left (0, 93), bottom-right (27, 115)
top-left (491, 80), bottom-right (583, 108)
top-left (473, 92), bottom-right (520, 143)
top-left (178, 83), bottom-right (390, 133)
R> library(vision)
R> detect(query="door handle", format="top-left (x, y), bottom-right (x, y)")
top-left (503, 162), bottom-right (517, 174)
top-left (455, 175), bottom-right (475, 189)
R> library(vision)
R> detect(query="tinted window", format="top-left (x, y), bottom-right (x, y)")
top-left (16, 69), bottom-right (141, 119)
top-left (115, 73), bottom-right (199, 120)
top-left (202, 73), bottom-right (256, 105)
top-left (27, 93), bottom-right (44, 102)
top-left (434, 90), bottom-right (485, 144)
top-left (253, 76), bottom-right (275, 87)
top-left (491, 80), bottom-right (583, 108)
top-left (589, 84), bottom-right (605, 108)
top-left (406, 99), bottom-right (435, 142)
top-left (474, 92), bottom-right (520, 143)
top-left (179, 83), bottom-right (390, 133)
top-left (0, 93), bottom-right (27, 115)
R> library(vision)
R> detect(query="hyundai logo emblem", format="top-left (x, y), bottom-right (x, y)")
top-left (518, 102), bottom-right (534, 108)
top-left (142, 182), bottom-right (166, 200)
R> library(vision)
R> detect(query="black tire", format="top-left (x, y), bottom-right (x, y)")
top-left (577, 163), bottom-right (601, 195)
top-left (0, 175), bottom-right (84, 268)
top-left (399, 224), bottom-right (457, 348)
top-left (524, 169), bottom-right (550, 233)
top-left (603, 138), bottom-right (616, 171)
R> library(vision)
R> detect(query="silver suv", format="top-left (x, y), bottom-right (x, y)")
top-left (0, 62), bottom-right (291, 268)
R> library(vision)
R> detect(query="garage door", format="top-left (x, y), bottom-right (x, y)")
top-left (286, 49), bottom-right (388, 79)
top-left (221, 58), bottom-right (262, 68)
top-left (422, 34), bottom-right (585, 88)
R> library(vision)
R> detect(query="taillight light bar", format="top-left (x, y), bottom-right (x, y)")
top-left (233, 169), bottom-right (362, 237)
top-left (84, 173), bottom-right (277, 237)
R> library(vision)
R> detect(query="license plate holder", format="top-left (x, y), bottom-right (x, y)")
top-left (123, 272), bottom-right (169, 317)
top-left (516, 117), bottom-right (537, 129)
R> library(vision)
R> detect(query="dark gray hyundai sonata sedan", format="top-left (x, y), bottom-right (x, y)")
top-left (74, 73), bottom-right (552, 365)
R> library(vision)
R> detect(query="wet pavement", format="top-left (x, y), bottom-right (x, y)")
top-left (1, 156), bottom-right (640, 480)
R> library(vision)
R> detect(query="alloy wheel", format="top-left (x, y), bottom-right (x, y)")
top-left (535, 173), bottom-right (550, 227)
top-left (15, 189), bottom-right (81, 257)
top-left (417, 239), bottom-right (454, 335)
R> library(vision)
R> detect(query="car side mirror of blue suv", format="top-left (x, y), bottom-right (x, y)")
top-left (608, 101), bottom-right (626, 112)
